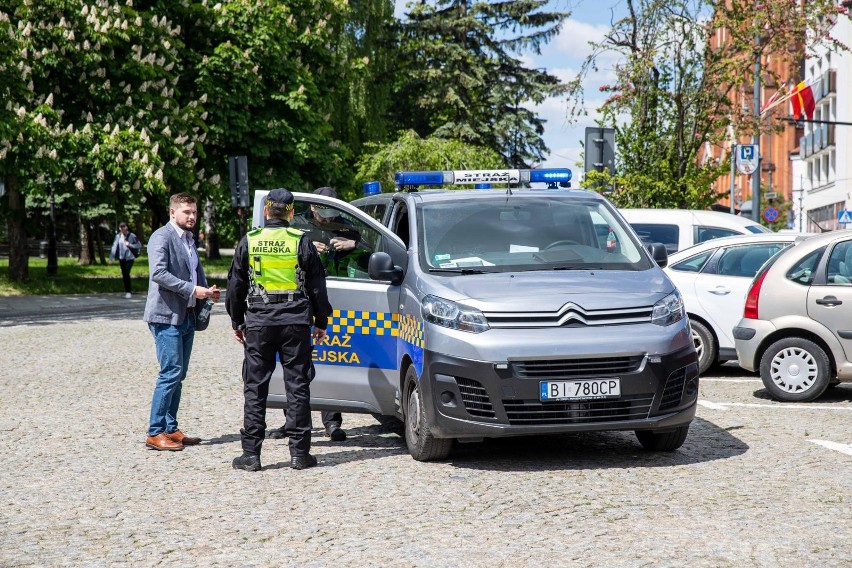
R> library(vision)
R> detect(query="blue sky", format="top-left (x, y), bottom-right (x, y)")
top-left (393, 0), bottom-right (626, 177)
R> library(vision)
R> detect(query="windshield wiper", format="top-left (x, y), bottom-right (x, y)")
top-left (428, 268), bottom-right (487, 275)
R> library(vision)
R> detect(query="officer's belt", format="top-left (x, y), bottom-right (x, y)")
top-left (248, 292), bottom-right (304, 304)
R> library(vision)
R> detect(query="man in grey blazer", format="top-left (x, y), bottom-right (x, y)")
top-left (144, 192), bottom-right (220, 451)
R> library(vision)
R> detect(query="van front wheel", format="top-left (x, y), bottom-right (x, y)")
top-left (635, 425), bottom-right (689, 451)
top-left (404, 367), bottom-right (452, 461)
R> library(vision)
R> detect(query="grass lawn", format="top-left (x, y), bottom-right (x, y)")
top-left (0, 256), bottom-right (232, 296)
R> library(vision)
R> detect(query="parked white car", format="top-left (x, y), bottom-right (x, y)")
top-left (620, 209), bottom-right (770, 254)
top-left (665, 234), bottom-right (803, 374)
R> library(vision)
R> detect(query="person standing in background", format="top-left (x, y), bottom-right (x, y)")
top-left (110, 222), bottom-right (142, 299)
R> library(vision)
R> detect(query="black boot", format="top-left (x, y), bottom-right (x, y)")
top-left (325, 424), bottom-right (347, 442)
top-left (232, 453), bottom-right (262, 472)
top-left (290, 454), bottom-right (318, 470)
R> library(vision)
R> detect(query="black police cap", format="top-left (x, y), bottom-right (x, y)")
top-left (266, 188), bottom-right (294, 206)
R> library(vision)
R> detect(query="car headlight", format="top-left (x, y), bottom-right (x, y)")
top-left (650, 291), bottom-right (685, 326)
top-left (421, 295), bottom-right (490, 333)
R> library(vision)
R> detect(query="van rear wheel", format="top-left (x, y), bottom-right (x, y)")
top-left (404, 367), bottom-right (452, 461)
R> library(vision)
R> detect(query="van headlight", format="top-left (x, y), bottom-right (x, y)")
top-left (650, 291), bottom-right (685, 326)
top-left (421, 295), bottom-right (490, 333)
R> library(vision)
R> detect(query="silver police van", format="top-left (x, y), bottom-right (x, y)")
top-left (252, 169), bottom-right (698, 461)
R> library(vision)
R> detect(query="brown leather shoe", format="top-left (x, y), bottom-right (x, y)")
top-left (146, 433), bottom-right (183, 451)
top-left (165, 430), bottom-right (201, 446)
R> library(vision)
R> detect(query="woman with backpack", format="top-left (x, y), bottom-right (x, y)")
top-left (109, 222), bottom-right (143, 298)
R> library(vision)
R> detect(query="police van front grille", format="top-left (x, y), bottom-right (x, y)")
top-left (512, 356), bottom-right (644, 379)
top-left (657, 367), bottom-right (687, 412)
top-left (484, 304), bottom-right (652, 328)
top-left (455, 377), bottom-right (496, 418)
top-left (502, 395), bottom-right (653, 425)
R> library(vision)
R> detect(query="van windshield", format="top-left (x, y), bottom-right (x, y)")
top-left (416, 195), bottom-right (652, 273)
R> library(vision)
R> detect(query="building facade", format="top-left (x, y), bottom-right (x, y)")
top-left (799, 12), bottom-right (852, 233)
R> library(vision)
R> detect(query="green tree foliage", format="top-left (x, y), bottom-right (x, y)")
top-left (355, 129), bottom-right (504, 191)
top-left (395, 0), bottom-right (568, 167)
top-left (571, 0), bottom-right (848, 209)
top-left (1, 1), bottom-right (204, 277)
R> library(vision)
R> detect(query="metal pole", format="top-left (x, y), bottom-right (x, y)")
top-left (750, 17), bottom-right (761, 223)
top-left (46, 190), bottom-right (58, 276)
top-left (798, 176), bottom-right (804, 233)
top-left (729, 144), bottom-right (736, 214)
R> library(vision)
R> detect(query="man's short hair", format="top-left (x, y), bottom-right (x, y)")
top-left (118, 222), bottom-right (128, 229)
top-left (169, 192), bottom-right (197, 209)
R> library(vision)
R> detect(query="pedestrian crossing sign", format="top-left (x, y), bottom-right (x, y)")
top-left (838, 210), bottom-right (852, 225)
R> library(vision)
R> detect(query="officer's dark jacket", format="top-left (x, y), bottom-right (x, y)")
top-left (226, 217), bottom-right (332, 331)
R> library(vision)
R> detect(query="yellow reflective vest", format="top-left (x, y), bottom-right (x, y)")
top-left (246, 226), bottom-right (303, 292)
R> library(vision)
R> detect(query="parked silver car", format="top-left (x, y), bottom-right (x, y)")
top-left (734, 230), bottom-right (852, 401)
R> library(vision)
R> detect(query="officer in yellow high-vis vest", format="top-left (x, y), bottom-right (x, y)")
top-left (226, 188), bottom-right (332, 472)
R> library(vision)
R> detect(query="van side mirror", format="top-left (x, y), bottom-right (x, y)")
top-left (646, 242), bottom-right (668, 268)
top-left (368, 252), bottom-right (404, 284)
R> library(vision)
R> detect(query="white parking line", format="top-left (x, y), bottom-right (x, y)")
top-left (700, 378), bottom-right (761, 383)
top-left (809, 440), bottom-right (852, 456)
top-left (698, 399), bottom-right (852, 411)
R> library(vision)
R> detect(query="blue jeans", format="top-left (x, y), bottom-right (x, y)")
top-left (147, 312), bottom-right (195, 436)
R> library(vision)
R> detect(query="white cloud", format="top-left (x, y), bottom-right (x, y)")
top-left (555, 19), bottom-right (611, 54)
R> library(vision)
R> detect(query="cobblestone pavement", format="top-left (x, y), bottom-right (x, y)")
top-left (1, 297), bottom-right (851, 566)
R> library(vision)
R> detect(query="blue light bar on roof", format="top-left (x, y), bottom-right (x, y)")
top-left (394, 171), bottom-right (447, 186)
top-left (394, 168), bottom-right (572, 188)
top-left (529, 168), bottom-right (572, 183)
top-left (363, 181), bottom-right (381, 195)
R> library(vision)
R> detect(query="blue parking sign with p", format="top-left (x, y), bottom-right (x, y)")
top-left (740, 146), bottom-right (754, 160)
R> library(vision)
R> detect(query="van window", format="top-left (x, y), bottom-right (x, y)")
top-left (695, 226), bottom-right (742, 243)
top-left (417, 196), bottom-right (651, 273)
top-left (629, 223), bottom-right (679, 254)
top-left (290, 201), bottom-right (379, 279)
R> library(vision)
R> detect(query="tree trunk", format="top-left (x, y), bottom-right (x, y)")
top-left (78, 216), bottom-right (92, 265)
top-left (203, 197), bottom-right (221, 260)
top-left (95, 218), bottom-right (106, 265)
top-left (5, 174), bottom-right (29, 282)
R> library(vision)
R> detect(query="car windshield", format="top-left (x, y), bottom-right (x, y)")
top-left (416, 195), bottom-right (651, 273)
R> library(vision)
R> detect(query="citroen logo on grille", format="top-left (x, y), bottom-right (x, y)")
top-left (558, 302), bottom-right (588, 326)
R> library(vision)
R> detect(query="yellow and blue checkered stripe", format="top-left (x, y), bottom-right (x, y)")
top-left (314, 309), bottom-right (424, 369)
top-left (328, 310), bottom-right (398, 337)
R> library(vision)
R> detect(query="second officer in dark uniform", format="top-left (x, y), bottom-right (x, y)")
top-left (227, 188), bottom-right (332, 471)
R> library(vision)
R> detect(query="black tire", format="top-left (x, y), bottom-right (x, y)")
top-left (689, 319), bottom-right (716, 376)
top-left (635, 425), bottom-right (689, 451)
top-left (403, 366), bottom-right (452, 461)
top-left (759, 337), bottom-right (832, 402)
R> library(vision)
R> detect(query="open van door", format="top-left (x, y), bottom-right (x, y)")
top-left (252, 191), bottom-right (407, 415)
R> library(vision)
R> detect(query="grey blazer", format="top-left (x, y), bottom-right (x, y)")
top-left (143, 223), bottom-right (208, 325)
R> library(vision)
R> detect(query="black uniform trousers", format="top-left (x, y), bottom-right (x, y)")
top-left (241, 324), bottom-right (313, 457)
